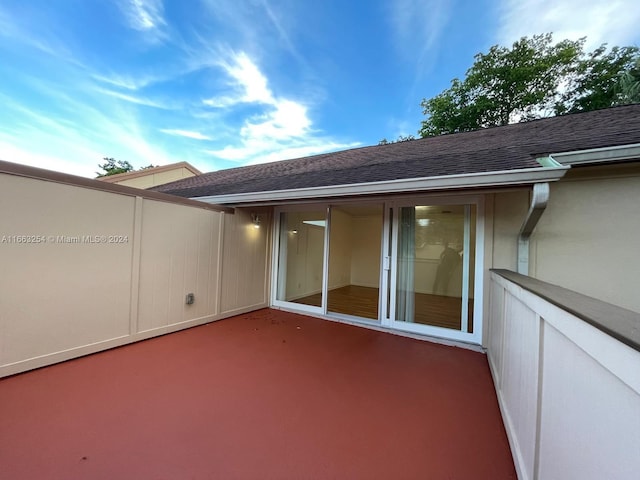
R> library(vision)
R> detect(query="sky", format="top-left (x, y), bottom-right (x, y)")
top-left (0, 0), bottom-right (639, 178)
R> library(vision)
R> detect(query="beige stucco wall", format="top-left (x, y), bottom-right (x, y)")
top-left (490, 164), bottom-right (640, 313)
top-left (531, 165), bottom-right (640, 313)
top-left (0, 173), bottom-right (270, 377)
top-left (114, 167), bottom-right (197, 189)
top-left (489, 190), bottom-right (530, 272)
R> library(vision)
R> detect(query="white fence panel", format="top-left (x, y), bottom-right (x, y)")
top-left (488, 271), bottom-right (640, 480)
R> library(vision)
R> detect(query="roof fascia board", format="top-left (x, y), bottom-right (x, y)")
top-left (549, 143), bottom-right (640, 165)
top-left (98, 161), bottom-right (202, 183)
top-left (192, 166), bottom-right (569, 205)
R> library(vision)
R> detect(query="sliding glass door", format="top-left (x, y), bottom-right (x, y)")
top-left (274, 209), bottom-right (327, 312)
top-left (272, 198), bottom-right (482, 343)
top-left (273, 203), bottom-right (384, 321)
top-left (389, 202), bottom-right (480, 342)
top-left (326, 204), bottom-right (383, 321)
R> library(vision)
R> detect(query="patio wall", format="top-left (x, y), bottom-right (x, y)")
top-left (0, 164), bottom-right (271, 377)
top-left (488, 271), bottom-right (640, 480)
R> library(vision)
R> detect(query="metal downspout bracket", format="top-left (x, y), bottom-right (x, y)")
top-left (517, 183), bottom-right (550, 275)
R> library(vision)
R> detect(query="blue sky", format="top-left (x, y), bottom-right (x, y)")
top-left (1, 0), bottom-right (639, 178)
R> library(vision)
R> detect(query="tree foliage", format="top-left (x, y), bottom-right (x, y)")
top-left (618, 57), bottom-right (640, 104)
top-left (419, 34), bottom-right (640, 137)
top-left (378, 134), bottom-right (416, 145)
top-left (95, 157), bottom-right (134, 177)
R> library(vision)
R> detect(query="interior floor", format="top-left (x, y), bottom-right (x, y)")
top-left (293, 285), bottom-right (474, 332)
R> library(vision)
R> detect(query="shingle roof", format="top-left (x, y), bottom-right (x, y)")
top-left (155, 105), bottom-right (640, 199)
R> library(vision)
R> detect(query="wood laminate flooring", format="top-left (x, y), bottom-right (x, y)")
top-left (294, 285), bottom-right (474, 332)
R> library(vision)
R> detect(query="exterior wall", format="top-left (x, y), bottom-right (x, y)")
top-left (0, 173), bottom-right (270, 378)
top-left (531, 164), bottom-right (640, 313)
top-left (490, 164), bottom-right (640, 314)
top-left (114, 167), bottom-right (198, 189)
top-left (489, 190), bottom-right (529, 271)
top-left (220, 208), bottom-right (272, 314)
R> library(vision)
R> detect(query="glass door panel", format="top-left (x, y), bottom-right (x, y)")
top-left (275, 210), bottom-right (326, 308)
top-left (395, 204), bottom-right (475, 332)
top-left (327, 204), bottom-right (383, 321)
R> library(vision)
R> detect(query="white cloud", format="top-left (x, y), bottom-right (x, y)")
top-left (160, 129), bottom-right (212, 140)
top-left (0, 92), bottom-right (176, 177)
top-left (199, 0), bottom-right (304, 64)
top-left (200, 51), bottom-right (355, 164)
top-left (118, 0), bottom-right (167, 42)
top-left (241, 100), bottom-right (310, 141)
top-left (497, 0), bottom-right (640, 49)
top-left (96, 88), bottom-right (170, 109)
top-left (91, 73), bottom-right (160, 91)
top-left (203, 51), bottom-right (275, 107)
top-left (0, 4), bottom-right (81, 65)
top-left (0, 140), bottom-right (102, 178)
top-left (206, 139), bottom-right (359, 165)
top-left (121, 0), bottom-right (165, 30)
top-left (389, 0), bottom-right (452, 70)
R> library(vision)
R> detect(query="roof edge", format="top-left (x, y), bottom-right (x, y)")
top-left (98, 161), bottom-right (202, 183)
top-left (0, 159), bottom-right (232, 213)
top-left (191, 165), bottom-right (570, 205)
top-left (550, 143), bottom-right (640, 166)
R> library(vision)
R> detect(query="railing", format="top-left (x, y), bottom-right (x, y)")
top-left (488, 270), bottom-right (640, 480)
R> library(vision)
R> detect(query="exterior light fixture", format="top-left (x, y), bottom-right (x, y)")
top-left (251, 213), bottom-right (261, 229)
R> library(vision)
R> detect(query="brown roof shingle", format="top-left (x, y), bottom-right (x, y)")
top-left (154, 105), bottom-right (640, 198)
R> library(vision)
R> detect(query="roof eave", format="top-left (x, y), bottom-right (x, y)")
top-left (549, 143), bottom-right (640, 166)
top-left (190, 166), bottom-right (569, 205)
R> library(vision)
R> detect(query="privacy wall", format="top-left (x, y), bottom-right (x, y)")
top-left (0, 164), bottom-right (271, 377)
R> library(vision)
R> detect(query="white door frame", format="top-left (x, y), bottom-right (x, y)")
top-left (385, 195), bottom-right (484, 344)
top-left (271, 195), bottom-right (485, 345)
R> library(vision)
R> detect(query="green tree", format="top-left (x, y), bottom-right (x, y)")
top-left (95, 157), bottom-right (134, 177)
top-left (419, 34), bottom-right (639, 137)
top-left (559, 45), bottom-right (639, 113)
top-left (618, 57), bottom-right (640, 104)
top-left (378, 134), bottom-right (416, 145)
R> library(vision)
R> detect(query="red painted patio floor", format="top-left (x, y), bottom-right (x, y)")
top-left (0, 309), bottom-right (515, 479)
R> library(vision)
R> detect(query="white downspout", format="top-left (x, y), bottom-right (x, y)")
top-left (517, 183), bottom-right (550, 275)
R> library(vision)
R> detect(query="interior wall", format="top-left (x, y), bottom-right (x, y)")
top-left (282, 212), bottom-right (325, 300)
top-left (350, 214), bottom-right (382, 288)
top-left (531, 167), bottom-right (640, 313)
top-left (328, 208), bottom-right (352, 289)
top-left (0, 172), bottom-right (271, 377)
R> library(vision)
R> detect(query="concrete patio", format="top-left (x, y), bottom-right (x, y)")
top-left (0, 309), bottom-right (515, 479)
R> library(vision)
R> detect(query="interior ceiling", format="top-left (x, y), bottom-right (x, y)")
top-left (301, 204), bottom-right (466, 218)
top-left (332, 204), bottom-right (383, 216)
